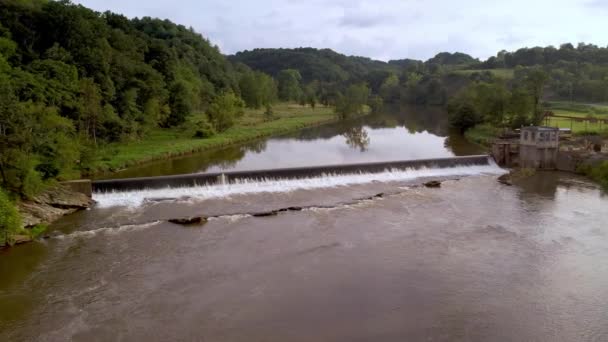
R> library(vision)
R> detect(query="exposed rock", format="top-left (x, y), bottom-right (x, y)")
top-left (497, 174), bottom-right (513, 186)
top-left (252, 211), bottom-right (279, 217)
top-left (17, 185), bottom-right (94, 228)
top-left (32, 185), bottom-right (92, 209)
top-left (498, 168), bottom-right (537, 186)
top-left (169, 217), bottom-right (207, 225)
top-left (13, 235), bottom-right (33, 245)
top-left (424, 180), bottom-right (442, 188)
top-left (287, 206), bottom-right (303, 211)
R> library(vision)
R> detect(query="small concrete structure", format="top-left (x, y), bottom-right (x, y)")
top-left (492, 139), bottom-right (519, 168)
top-left (519, 126), bottom-right (559, 169)
top-left (60, 179), bottom-right (93, 198)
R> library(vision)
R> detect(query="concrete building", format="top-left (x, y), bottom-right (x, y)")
top-left (492, 139), bottom-right (519, 168)
top-left (519, 126), bottom-right (559, 169)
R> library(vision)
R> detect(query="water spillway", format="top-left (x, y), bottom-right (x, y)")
top-left (93, 155), bottom-right (493, 193)
top-left (92, 155), bottom-right (505, 208)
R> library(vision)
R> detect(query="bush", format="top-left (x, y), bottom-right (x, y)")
top-left (579, 161), bottom-right (608, 189)
top-left (193, 123), bottom-right (216, 139)
top-left (0, 188), bottom-right (22, 247)
top-left (464, 123), bottom-right (502, 146)
top-left (264, 104), bottom-right (275, 121)
top-left (448, 102), bottom-right (482, 133)
top-left (207, 92), bottom-right (245, 132)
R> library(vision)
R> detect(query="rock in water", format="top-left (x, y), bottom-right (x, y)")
top-left (252, 211), bottom-right (279, 217)
top-left (498, 174), bottom-right (513, 186)
top-left (424, 180), bottom-right (442, 188)
top-left (169, 217), bottom-right (207, 225)
top-left (13, 235), bottom-right (33, 245)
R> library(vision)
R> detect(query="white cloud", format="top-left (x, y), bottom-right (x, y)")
top-left (74, 0), bottom-right (608, 61)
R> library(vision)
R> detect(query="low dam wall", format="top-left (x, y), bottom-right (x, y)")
top-left (92, 155), bottom-right (491, 192)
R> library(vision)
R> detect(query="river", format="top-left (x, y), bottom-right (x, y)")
top-left (99, 105), bottom-right (482, 179)
top-left (1, 106), bottom-right (607, 341)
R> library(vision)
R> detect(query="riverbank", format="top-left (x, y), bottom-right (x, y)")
top-left (1, 185), bottom-right (93, 248)
top-left (88, 104), bottom-right (341, 177)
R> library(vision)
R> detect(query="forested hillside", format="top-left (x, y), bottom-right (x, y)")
top-left (0, 0), bottom-right (257, 197)
top-left (480, 44), bottom-right (608, 103)
top-left (230, 48), bottom-right (399, 84)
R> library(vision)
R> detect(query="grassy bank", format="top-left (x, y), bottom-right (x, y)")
top-left (0, 189), bottom-right (46, 248)
top-left (579, 161), bottom-right (608, 189)
top-left (89, 103), bottom-right (338, 175)
top-left (464, 124), bottom-right (502, 146)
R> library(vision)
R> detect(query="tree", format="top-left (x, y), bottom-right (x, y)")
top-left (379, 74), bottom-right (400, 102)
top-left (526, 67), bottom-right (549, 124)
top-left (167, 81), bottom-right (194, 127)
top-left (264, 104), bottom-right (274, 121)
top-left (207, 92), bottom-right (245, 132)
top-left (304, 82), bottom-right (318, 109)
top-left (277, 69), bottom-right (302, 101)
top-left (335, 83), bottom-right (370, 120)
top-left (368, 95), bottom-right (383, 114)
top-left (508, 87), bottom-right (535, 128)
top-left (78, 78), bottom-right (102, 145)
top-left (240, 71), bottom-right (277, 109)
top-left (448, 101), bottom-right (482, 133)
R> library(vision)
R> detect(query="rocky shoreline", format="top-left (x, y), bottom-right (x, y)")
top-left (2, 186), bottom-right (94, 248)
top-left (18, 185), bottom-right (93, 228)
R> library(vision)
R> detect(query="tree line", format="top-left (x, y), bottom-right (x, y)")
top-left (3, 0), bottom-right (608, 201)
top-left (0, 0), bottom-right (285, 198)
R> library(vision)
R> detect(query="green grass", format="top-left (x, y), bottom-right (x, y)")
top-left (464, 123), bottom-right (502, 146)
top-left (451, 68), bottom-right (514, 79)
top-left (89, 103), bottom-right (339, 175)
top-left (543, 102), bottom-right (608, 134)
top-left (547, 102), bottom-right (608, 117)
top-left (543, 116), bottom-right (608, 134)
top-left (579, 161), bottom-right (608, 189)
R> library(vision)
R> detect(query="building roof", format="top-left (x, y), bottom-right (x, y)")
top-left (521, 126), bottom-right (559, 132)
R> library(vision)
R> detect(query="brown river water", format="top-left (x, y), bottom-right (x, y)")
top-left (1, 107), bottom-right (608, 341)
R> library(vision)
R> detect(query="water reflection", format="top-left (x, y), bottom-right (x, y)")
top-left (100, 105), bottom-right (484, 180)
top-left (343, 127), bottom-right (370, 152)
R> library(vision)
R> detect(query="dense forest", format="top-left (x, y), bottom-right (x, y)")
top-left (2, 0), bottom-right (608, 243)
top-left (0, 0), bottom-right (271, 198)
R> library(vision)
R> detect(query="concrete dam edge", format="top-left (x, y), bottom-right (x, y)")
top-left (92, 155), bottom-right (493, 192)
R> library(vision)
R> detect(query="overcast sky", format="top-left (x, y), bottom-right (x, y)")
top-left (73, 0), bottom-right (608, 61)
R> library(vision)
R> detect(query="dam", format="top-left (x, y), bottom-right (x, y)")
top-left (92, 155), bottom-right (493, 192)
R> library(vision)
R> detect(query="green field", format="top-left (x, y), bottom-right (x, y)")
top-left (547, 101), bottom-right (608, 116)
top-left (544, 116), bottom-right (608, 133)
top-left (544, 102), bottom-right (608, 134)
top-left (89, 103), bottom-right (338, 175)
top-left (451, 68), bottom-right (515, 79)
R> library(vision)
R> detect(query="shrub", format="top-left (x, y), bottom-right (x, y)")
top-left (264, 104), bottom-right (275, 121)
top-left (464, 123), bottom-right (502, 146)
top-left (207, 92), bottom-right (245, 132)
top-left (194, 122), bottom-right (216, 139)
top-left (579, 161), bottom-right (608, 189)
top-left (448, 102), bottom-right (482, 133)
top-left (0, 188), bottom-right (22, 246)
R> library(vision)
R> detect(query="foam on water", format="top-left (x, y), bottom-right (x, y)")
top-left (54, 221), bottom-right (162, 240)
top-left (93, 163), bottom-right (506, 208)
